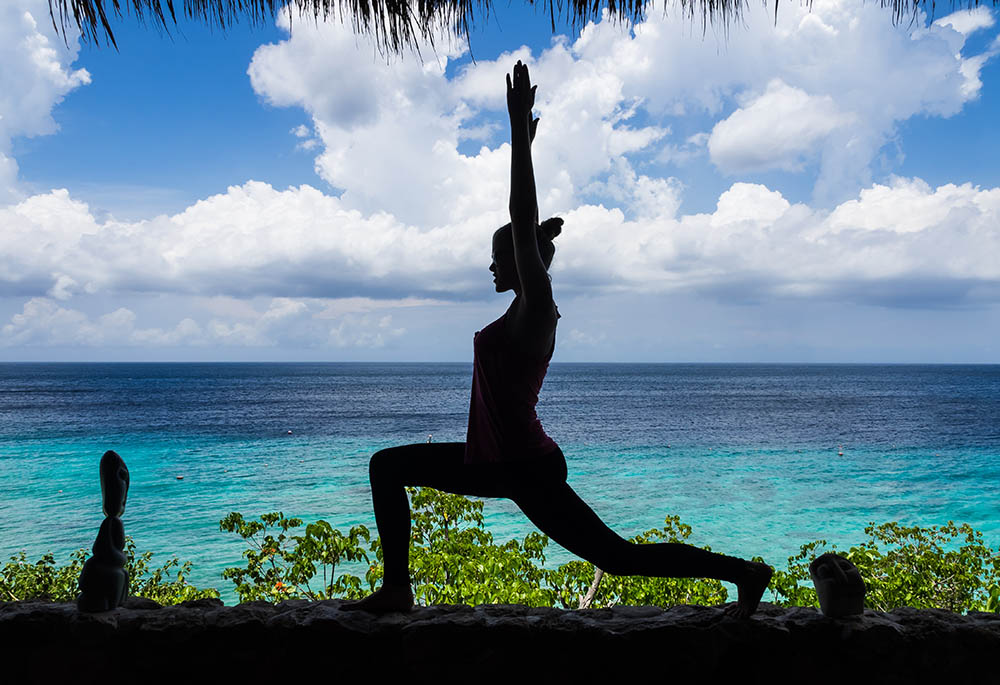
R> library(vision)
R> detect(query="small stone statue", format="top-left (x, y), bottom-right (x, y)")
top-left (78, 451), bottom-right (130, 613)
top-left (810, 552), bottom-right (866, 618)
top-left (99, 448), bottom-right (129, 517)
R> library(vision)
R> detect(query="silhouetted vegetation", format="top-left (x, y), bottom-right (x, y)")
top-left (4, 488), bottom-right (998, 612)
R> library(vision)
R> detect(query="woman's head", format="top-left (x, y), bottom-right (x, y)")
top-left (490, 217), bottom-right (563, 293)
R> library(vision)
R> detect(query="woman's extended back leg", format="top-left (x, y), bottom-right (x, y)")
top-left (511, 478), bottom-right (746, 582)
top-left (511, 476), bottom-right (773, 617)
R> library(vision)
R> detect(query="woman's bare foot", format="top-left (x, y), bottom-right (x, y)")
top-left (341, 583), bottom-right (414, 614)
top-left (724, 561), bottom-right (773, 619)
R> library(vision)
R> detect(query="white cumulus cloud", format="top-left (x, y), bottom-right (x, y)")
top-left (0, 0), bottom-right (90, 203)
top-left (578, 0), bottom-right (994, 204)
top-left (708, 80), bottom-right (854, 174)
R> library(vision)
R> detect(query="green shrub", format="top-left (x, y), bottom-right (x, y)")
top-left (7, 491), bottom-right (998, 615)
top-left (219, 490), bottom-right (728, 609)
top-left (768, 521), bottom-right (1000, 613)
top-left (404, 487), bottom-right (557, 606)
top-left (0, 537), bottom-right (219, 605)
top-left (219, 511), bottom-right (371, 603)
top-left (220, 497), bottom-right (999, 614)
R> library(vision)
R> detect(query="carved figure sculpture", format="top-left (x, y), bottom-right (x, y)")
top-left (100, 448), bottom-right (130, 517)
top-left (78, 451), bottom-right (130, 612)
top-left (809, 552), bottom-right (866, 618)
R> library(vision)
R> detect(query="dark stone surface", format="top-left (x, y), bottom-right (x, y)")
top-left (2, 599), bottom-right (996, 683)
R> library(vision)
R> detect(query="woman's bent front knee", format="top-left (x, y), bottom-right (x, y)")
top-left (369, 447), bottom-right (403, 483)
top-left (368, 442), bottom-right (472, 491)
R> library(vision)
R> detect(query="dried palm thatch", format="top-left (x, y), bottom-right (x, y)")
top-left (48, 0), bottom-right (996, 53)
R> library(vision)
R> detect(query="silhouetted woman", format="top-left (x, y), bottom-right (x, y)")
top-left (344, 61), bottom-right (772, 617)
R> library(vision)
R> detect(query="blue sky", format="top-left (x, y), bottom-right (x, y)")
top-left (2, 0), bottom-right (1000, 361)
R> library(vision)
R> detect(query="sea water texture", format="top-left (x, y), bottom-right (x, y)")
top-left (2, 362), bottom-right (998, 607)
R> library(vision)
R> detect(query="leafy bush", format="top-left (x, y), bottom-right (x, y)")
top-left (0, 550), bottom-right (87, 602)
top-left (6, 491), bottom-right (999, 615)
top-left (0, 537), bottom-right (219, 604)
top-left (219, 511), bottom-right (371, 603)
top-left (404, 487), bottom-right (557, 607)
top-left (219, 489), bottom-right (727, 609)
top-left (220, 495), bottom-right (999, 614)
top-left (768, 521), bottom-right (1000, 613)
top-left (126, 538), bottom-right (221, 604)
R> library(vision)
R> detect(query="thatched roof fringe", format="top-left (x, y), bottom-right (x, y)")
top-left (47, 0), bottom-right (652, 52)
top-left (48, 0), bottom-right (999, 53)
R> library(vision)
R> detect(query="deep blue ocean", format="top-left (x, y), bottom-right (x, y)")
top-left (2, 362), bottom-right (998, 606)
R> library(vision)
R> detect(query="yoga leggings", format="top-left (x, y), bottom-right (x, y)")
top-left (368, 443), bottom-right (747, 587)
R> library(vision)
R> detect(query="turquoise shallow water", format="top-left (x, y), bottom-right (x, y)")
top-left (1, 363), bottom-right (998, 606)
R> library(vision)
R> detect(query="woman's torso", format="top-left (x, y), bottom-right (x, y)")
top-left (464, 305), bottom-right (558, 464)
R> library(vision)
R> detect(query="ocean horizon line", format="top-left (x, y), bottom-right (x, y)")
top-left (2, 360), bottom-right (999, 366)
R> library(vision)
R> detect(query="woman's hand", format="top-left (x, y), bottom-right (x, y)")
top-left (507, 60), bottom-right (539, 143)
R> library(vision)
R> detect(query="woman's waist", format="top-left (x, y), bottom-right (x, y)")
top-left (469, 406), bottom-right (553, 442)
top-left (464, 441), bottom-right (564, 472)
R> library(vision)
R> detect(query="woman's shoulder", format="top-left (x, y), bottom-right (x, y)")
top-left (505, 298), bottom-right (558, 326)
top-left (503, 299), bottom-right (557, 359)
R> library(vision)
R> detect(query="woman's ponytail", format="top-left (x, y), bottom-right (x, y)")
top-left (537, 217), bottom-right (562, 269)
top-left (539, 217), bottom-right (563, 241)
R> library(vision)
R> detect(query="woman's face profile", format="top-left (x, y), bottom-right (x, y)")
top-left (490, 229), bottom-right (517, 293)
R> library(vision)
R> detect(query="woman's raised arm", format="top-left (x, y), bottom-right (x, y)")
top-left (507, 61), bottom-right (556, 348)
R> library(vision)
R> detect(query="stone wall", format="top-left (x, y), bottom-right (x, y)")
top-left (2, 598), bottom-right (997, 683)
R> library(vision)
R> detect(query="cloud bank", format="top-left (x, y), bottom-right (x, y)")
top-left (2, 0), bottom-right (999, 352)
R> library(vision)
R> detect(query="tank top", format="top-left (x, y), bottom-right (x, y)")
top-left (464, 308), bottom-right (558, 464)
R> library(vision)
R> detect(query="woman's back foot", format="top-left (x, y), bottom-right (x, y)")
top-left (341, 583), bottom-right (414, 615)
top-left (724, 560), bottom-right (773, 619)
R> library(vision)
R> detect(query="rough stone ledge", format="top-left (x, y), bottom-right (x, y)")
top-left (3, 598), bottom-right (997, 683)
